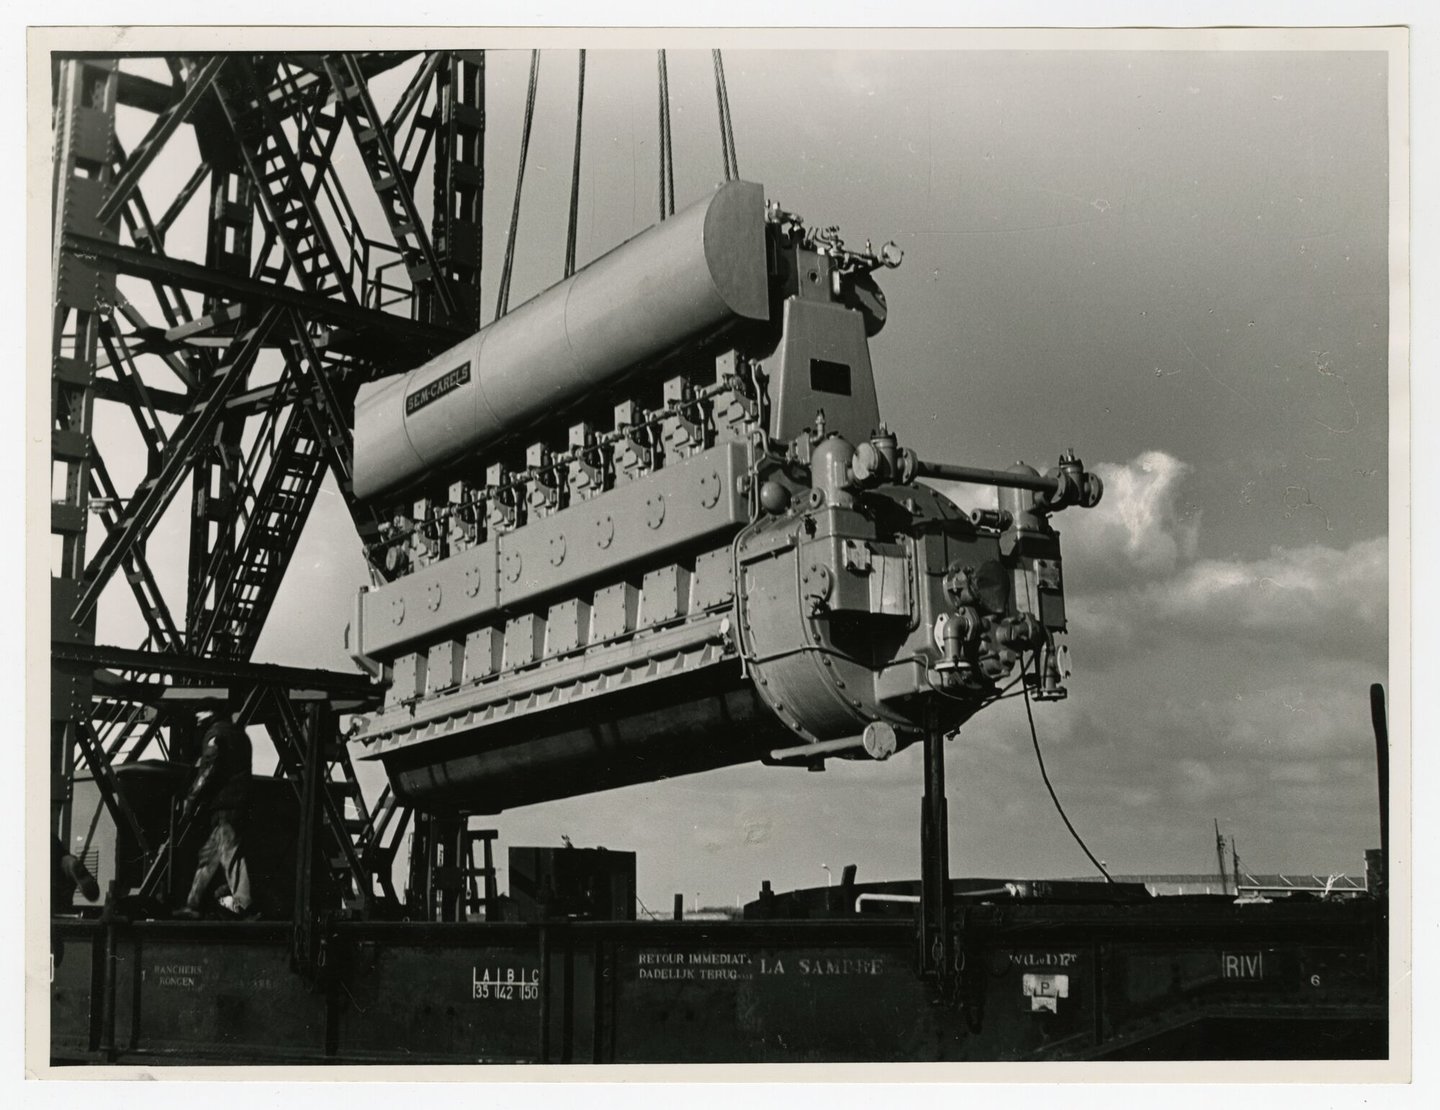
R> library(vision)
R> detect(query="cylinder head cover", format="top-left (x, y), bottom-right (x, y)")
top-left (353, 179), bottom-right (770, 501)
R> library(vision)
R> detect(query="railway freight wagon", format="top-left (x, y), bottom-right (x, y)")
top-left (346, 180), bottom-right (1103, 813)
top-left (50, 893), bottom-right (1387, 1064)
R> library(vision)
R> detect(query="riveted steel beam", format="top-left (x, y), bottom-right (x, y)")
top-left (52, 56), bottom-right (121, 840)
top-left (97, 321), bottom-right (169, 455)
top-left (97, 56), bottom-right (227, 226)
top-left (63, 231), bottom-right (463, 358)
top-left (87, 453), bottom-right (182, 651)
top-left (268, 689), bottom-right (372, 901)
top-left (212, 56), bottom-right (355, 305)
top-left (53, 640), bottom-right (377, 695)
top-left (286, 311), bottom-right (387, 549)
top-left (189, 392), bottom-right (328, 660)
top-left (109, 292), bottom-right (197, 389)
top-left (114, 68), bottom-right (178, 114)
top-left (385, 51), bottom-right (444, 139)
top-left (73, 306), bottom-right (282, 627)
top-left (323, 52), bottom-right (459, 325)
top-left (431, 52), bottom-right (485, 331)
top-left (154, 161), bottom-right (210, 243)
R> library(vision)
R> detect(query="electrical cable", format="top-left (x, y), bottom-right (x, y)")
top-left (994, 667), bottom-right (1029, 697)
top-left (1022, 659), bottom-right (1114, 883)
top-left (495, 50), bottom-right (541, 319)
top-left (563, 50), bottom-right (586, 279)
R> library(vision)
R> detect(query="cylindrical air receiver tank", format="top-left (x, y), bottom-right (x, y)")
top-left (352, 179), bottom-right (771, 501)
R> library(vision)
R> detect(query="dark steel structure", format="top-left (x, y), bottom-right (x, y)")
top-left (51, 52), bottom-right (485, 915)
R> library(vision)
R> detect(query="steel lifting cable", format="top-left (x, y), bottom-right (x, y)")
top-left (496, 49), bottom-right (541, 319)
top-left (711, 49), bottom-right (740, 180)
top-left (656, 50), bottom-right (676, 220)
top-left (656, 51), bottom-right (665, 218)
top-left (711, 50), bottom-right (732, 180)
top-left (663, 56), bottom-right (675, 213)
top-left (563, 49), bottom-right (587, 278)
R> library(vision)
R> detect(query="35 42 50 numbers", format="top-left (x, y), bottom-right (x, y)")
top-left (472, 965), bottom-right (541, 1001)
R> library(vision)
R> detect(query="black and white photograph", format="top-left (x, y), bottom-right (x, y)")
top-left (25, 17), bottom-right (1411, 1084)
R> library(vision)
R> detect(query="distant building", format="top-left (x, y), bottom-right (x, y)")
top-left (683, 907), bottom-right (744, 921)
top-left (1066, 873), bottom-right (1368, 897)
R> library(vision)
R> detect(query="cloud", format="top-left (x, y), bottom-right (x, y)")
top-left (1054, 451), bottom-right (1386, 670)
top-left (923, 450), bottom-right (1200, 593)
top-left (921, 452), bottom-right (1382, 665)
top-left (1072, 533), bottom-right (1387, 671)
top-left (1060, 450), bottom-right (1201, 587)
top-left (1171, 675), bottom-right (1383, 760)
top-left (1145, 537), bottom-right (1387, 643)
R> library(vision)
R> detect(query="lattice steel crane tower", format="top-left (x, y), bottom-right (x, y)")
top-left (50, 51), bottom-right (490, 911)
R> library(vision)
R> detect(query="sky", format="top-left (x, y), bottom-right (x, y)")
top-left (90, 46), bottom-right (1392, 910)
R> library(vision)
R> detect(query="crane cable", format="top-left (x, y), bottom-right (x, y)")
top-left (711, 49), bottom-right (739, 180)
top-left (496, 49), bottom-right (541, 319)
top-left (656, 50), bottom-right (676, 219)
top-left (500, 49), bottom-right (729, 302)
top-left (563, 49), bottom-right (586, 278)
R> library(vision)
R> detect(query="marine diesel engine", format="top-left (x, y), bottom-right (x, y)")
top-left (347, 180), bottom-right (1102, 813)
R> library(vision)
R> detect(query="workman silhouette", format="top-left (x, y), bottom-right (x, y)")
top-left (175, 715), bottom-right (256, 919)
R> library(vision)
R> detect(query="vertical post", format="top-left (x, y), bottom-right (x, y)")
top-left (52, 57), bottom-right (119, 843)
top-left (434, 815), bottom-right (464, 922)
top-left (1370, 683), bottom-right (1389, 896)
top-left (168, 714), bottom-right (202, 776)
top-left (405, 813), bottom-right (431, 919)
top-left (839, 864), bottom-right (857, 917)
top-left (1214, 819), bottom-right (1230, 896)
top-left (918, 708), bottom-right (951, 986)
top-left (186, 152), bottom-right (255, 658)
top-left (482, 832), bottom-right (498, 914)
top-left (100, 916), bottom-right (118, 1063)
top-left (431, 52), bottom-right (485, 331)
top-left (293, 699), bottom-right (323, 974)
top-left (561, 926), bottom-right (575, 1063)
top-left (423, 818), bottom-right (437, 920)
top-left (165, 800), bottom-right (176, 903)
top-left (591, 939), bottom-right (605, 1063)
top-left (1369, 683), bottom-right (1389, 1010)
top-left (537, 924), bottom-right (551, 1064)
top-left (1090, 941), bottom-right (1106, 1051)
